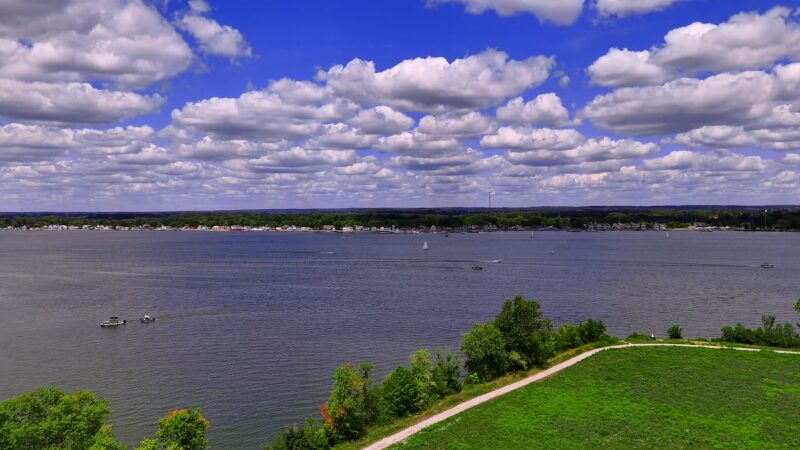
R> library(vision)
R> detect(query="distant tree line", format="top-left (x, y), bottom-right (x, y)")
top-left (2, 207), bottom-right (800, 230)
top-left (265, 295), bottom-right (611, 449)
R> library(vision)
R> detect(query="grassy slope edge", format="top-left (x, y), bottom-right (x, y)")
top-left (390, 346), bottom-right (800, 449)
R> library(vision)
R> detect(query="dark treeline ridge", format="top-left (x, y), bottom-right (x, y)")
top-left (2, 206), bottom-right (800, 230)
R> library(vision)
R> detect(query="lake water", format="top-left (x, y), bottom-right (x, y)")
top-left (0, 231), bottom-right (798, 448)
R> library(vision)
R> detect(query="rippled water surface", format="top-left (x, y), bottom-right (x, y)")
top-left (1, 231), bottom-right (798, 448)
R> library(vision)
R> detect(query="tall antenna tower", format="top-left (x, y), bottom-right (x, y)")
top-left (489, 191), bottom-right (493, 209)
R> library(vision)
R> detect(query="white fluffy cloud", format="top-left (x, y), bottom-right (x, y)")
top-left (581, 65), bottom-right (800, 135)
top-left (347, 106), bottom-right (414, 135)
top-left (171, 79), bottom-right (359, 139)
top-left (375, 132), bottom-right (462, 157)
top-left (595, 0), bottom-right (680, 18)
top-left (496, 93), bottom-right (576, 127)
top-left (178, 1), bottom-right (252, 59)
top-left (481, 126), bottom-right (586, 150)
top-left (427, 0), bottom-right (584, 25)
top-left (589, 7), bottom-right (800, 87)
top-left (0, 0), bottom-right (193, 89)
top-left (320, 49), bottom-right (553, 113)
top-left (643, 150), bottom-right (769, 172)
top-left (417, 112), bottom-right (495, 138)
top-left (0, 79), bottom-right (163, 124)
top-left (0, 123), bottom-right (157, 163)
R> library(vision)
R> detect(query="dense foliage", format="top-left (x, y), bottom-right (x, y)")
top-left (719, 304), bottom-right (800, 348)
top-left (137, 408), bottom-right (210, 450)
top-left (0, 388), bottom-right (210, 450)
top-left (462, 296), bottom-right (608, 382)
top-left (2, 206), bottom-right (799, 230)
top-left (0, 387), bottom-right (123, 450)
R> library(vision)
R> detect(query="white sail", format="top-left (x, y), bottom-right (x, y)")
top-left (423, 240), bottom-right (429, 250)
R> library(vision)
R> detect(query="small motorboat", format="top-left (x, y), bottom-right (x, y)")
top-left (760, 262), bottom-right (774, 269)
top-left (139, 315), bottom-right (157, 323)
top-left (100, 316), bottom-right (126, 327)
top-left (471, 266), bottom-right (483, 270)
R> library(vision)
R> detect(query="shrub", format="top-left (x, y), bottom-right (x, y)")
top-left (578, 319), bottom-right (607, 344)
top-left (667, 325), bottom-right (683, 340)
top-left (625, 332), bottom-right (652, 342)
top-left (555, 323), bottom-right (582, 351)
top-left (431, 349), bottom-right (462, 397)
top-left (137, 408), bottom-right (210, 450)
top-left (464, 373), bottom-right (480, 385)
top-left (461, 322), bottom-right (508, 382)
top-left (264, 418), bottom-right (329, 450)
top-left (409, 349), bottom-right (435, 407)
top-left (381, 367), bottom-right (426, 419)
top-left (494, 295), bottom-right (554, 367)
top-left (320, 363), bottom-right (378, 443)
top-left (0, 387), bottom-right (124, 450)
top-left (507, 350), bottom-right (528, 371)
top-left (721, 321), bottom-right (799, 348)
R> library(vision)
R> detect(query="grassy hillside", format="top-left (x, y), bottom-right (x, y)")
top-left (392, 347), bottom-right (800, 449)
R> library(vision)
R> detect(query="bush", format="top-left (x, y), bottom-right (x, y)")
top-left (494, 295), bottom-right (554, 367)
top-left (625, 332), bottom-right (652, 342)
top-left (555, 323), bottom-right (582, 351)
top-left (464, 373), bottom-right (480, 385)
top-left (320, 363), bottom-right (379, 443)
top-left (578, 319), bottom-right (607, 344)
top-left (381, 367), bottom-right (426, 419)
top-left (0, 387), bottom-right (124, 450)
top-left (720, 320), bottom-right (799, 348)
top-left (264, 418), bottom-right (329, 450)
top-left (409, 349), bottom-right (435, 407)
top-left (667, 325), bottom-right (683, 340)
top-left (431, 349), bottom-right (462, 397)
top-left (137, 408), bottom-right (210, 450)
top-left (461, 322), bottom-right (508, 382)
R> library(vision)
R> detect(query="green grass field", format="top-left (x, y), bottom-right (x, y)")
top-left (392, 347), bottom-right (800, 449)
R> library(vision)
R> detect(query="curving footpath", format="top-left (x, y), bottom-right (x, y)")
top-left (363, 343), bottom-right (800, 450)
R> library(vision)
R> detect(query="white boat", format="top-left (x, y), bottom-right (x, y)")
top-left (423, 240), bottom-right (429, 250)
top-left (100, 316), bottom-right (126, 327)
top-left (139, 315), bottom-right (156, 323)
top-left (665, 232), bottom-right (670, 238)
top-left (760, 262), bottom-right (774, 269)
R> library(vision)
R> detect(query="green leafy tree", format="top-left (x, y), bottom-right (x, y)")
top-left (320, 363), bottom-right (379, 443)
top-left (555, 323), bottom-right (582, 351)
top-left (409, 349), bottom-right (435, 406)
top-left (381, 367), bottom-right (426, 419)
top-left (494, 295), bottom-right (554, 367)
top-left (431, 349), bottom-right (462, 397)
top-left (577, 319), bottom-right (607, 344)
top-left (461, 322), bottom-right (508, 381)
top-left (137, 408), bottom-right (210, 450)
top-left (0, 387), bottom-right (123, 450)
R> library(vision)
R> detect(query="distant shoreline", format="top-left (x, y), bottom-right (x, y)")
top-left (0, 226), bottom-right (791, 233)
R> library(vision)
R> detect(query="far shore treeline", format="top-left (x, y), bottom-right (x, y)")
top-left (1, 206), bottom-right (800, 231)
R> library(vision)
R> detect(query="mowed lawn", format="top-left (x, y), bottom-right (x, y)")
top-left (392, 347), bottom-right (800, 449)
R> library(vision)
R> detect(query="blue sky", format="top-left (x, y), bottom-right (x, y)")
top-left (0, 0), bottom-right (798, 210)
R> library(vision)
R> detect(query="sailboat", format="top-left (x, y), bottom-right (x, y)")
top-left (665, 232), bottom-right (670, 238)
top-left (423, 240), bottom-right (429, 250)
